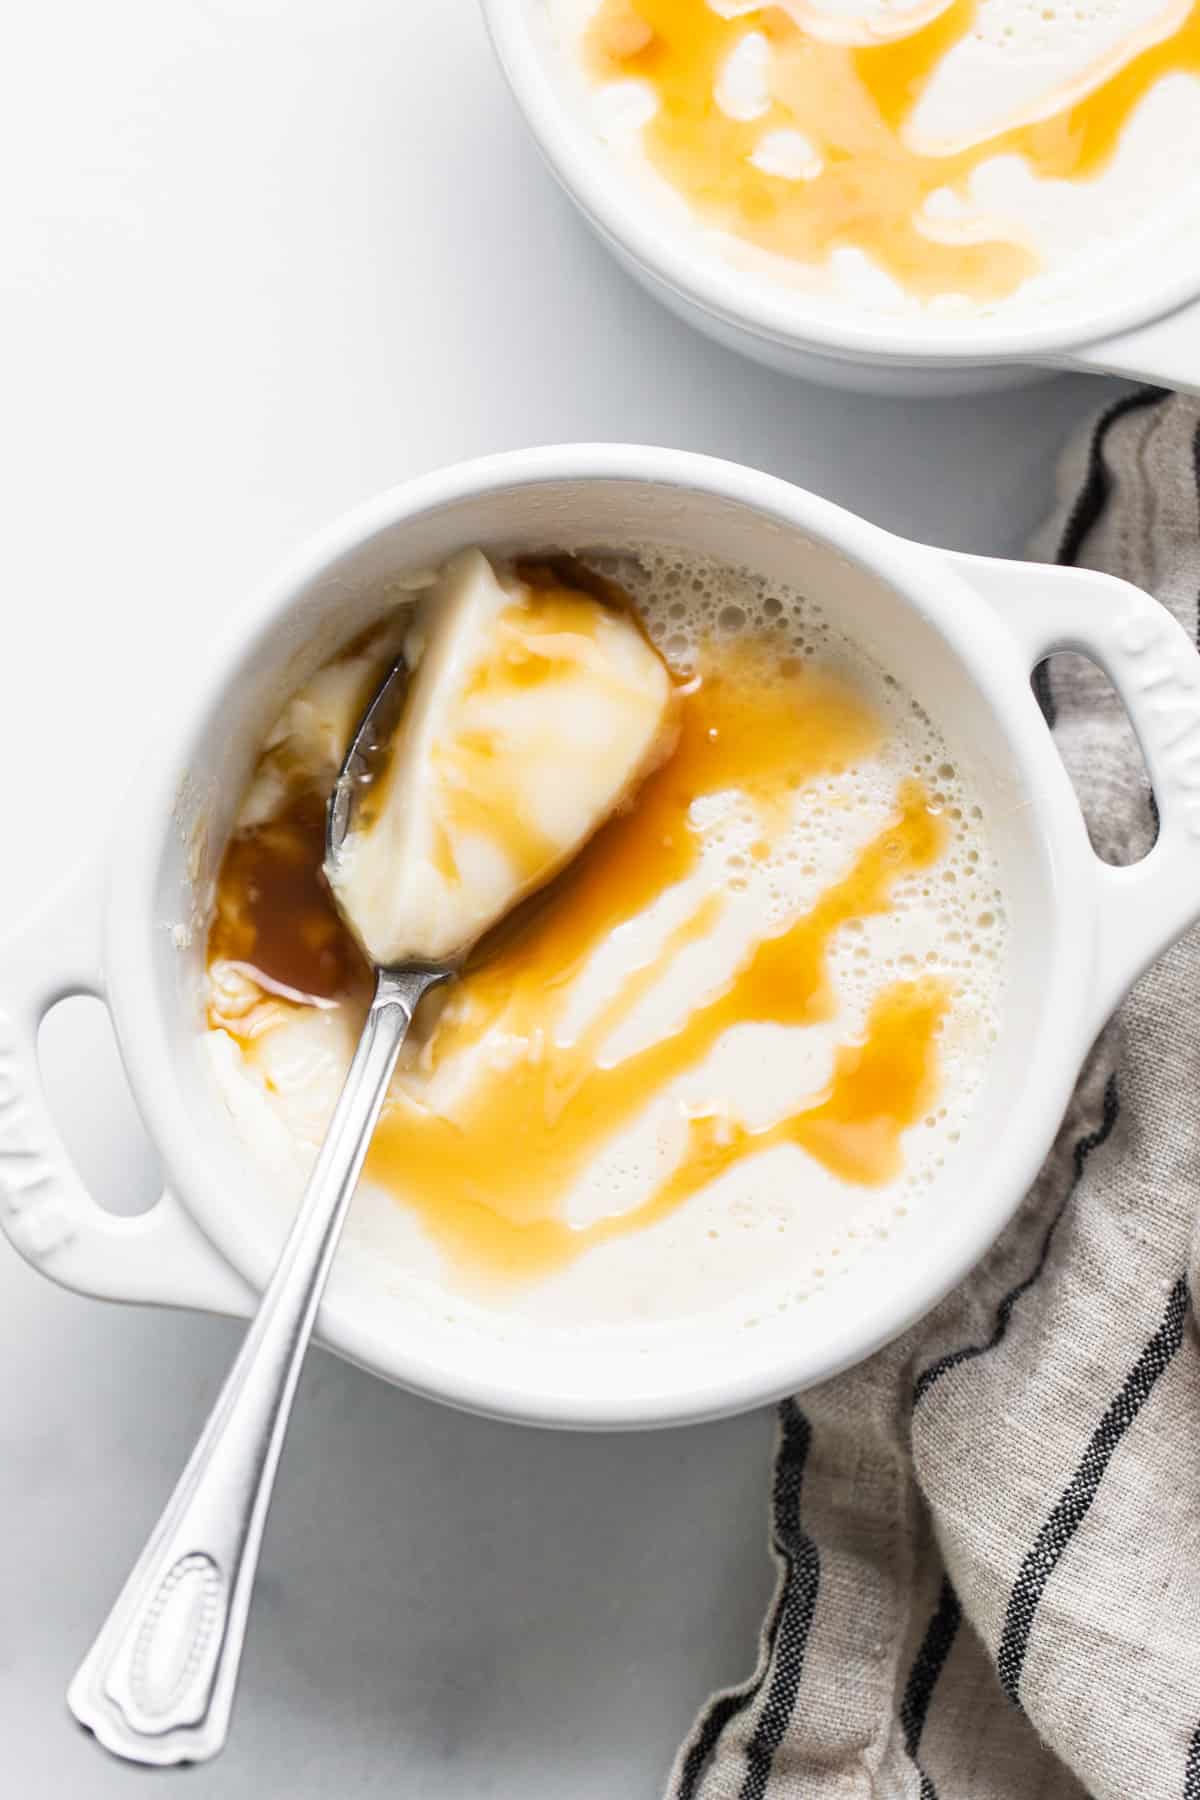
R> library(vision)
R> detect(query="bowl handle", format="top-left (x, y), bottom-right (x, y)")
top-left (1050, 296), bottom-right (1200, 393)
top-left (945, 551), bottom-right (1200, 1039)
top-left (0, 864), bottom-right (252, 1318)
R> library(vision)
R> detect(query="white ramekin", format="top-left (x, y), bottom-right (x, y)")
top-left (3, 445), bottom-right (1200, 1429)
top-left (480, 1), bottom-right (1200, 397)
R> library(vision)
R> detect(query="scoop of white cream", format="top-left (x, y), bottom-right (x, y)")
top-left (327, 549), bottom-right (675, 966)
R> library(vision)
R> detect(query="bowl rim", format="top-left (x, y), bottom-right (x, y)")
top-left (479, 0), bottom-right (1200, 367)
top-left (103, 445), bottom-right (1094, 1428)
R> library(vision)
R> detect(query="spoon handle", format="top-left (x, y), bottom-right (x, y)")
top-left (67, 963), bottom-right (446, 1767)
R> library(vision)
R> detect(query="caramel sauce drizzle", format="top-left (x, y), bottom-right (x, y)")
top-left (366, 778), bottom-right (946, 1278)
top-left (208, 582), bottom-right (952, 1285)
top-left (587, 0), bottom-right (1200, 302)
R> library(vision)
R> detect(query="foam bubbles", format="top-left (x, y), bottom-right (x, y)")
top-left (578, 539), bottom-right (1007, 1298)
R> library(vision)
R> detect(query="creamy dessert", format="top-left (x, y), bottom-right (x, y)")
top-left (205, 548), bottom-right (1006, 1331)
top-left (547, 0), bottom-right (1200, 312)
top-left (329, 548), bottom-right (675, 966)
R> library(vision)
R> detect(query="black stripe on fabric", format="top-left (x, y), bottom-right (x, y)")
top-left (675, 1402), bottom-right (816, 1800)
top-left (898, 1577), bottom-right (963, 1800)
top-left (1034, 385), bottom-right (1166, 727)
top-left (1184, 1721), bottom-right (1200, 1800)
top-left (736, 1401), bottom-right (820, 1800)
top-left (674, 1584), bottom-right (788, 1800)
top-left (996, 1273), bottom-right (1191, 1706)
top-left (1054, 386), bottom-right (1165, 567)
top-left (913, 1074), bottom-right (1120, 1407)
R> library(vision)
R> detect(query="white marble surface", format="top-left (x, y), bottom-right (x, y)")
top-left (0, 1), bottom-right (1121, 1793)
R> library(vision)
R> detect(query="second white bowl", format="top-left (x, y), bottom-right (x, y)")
top-left (481, 0), bottom-right (1200, 396)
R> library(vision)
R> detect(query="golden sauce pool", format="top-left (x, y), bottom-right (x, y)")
top-left (207, 575), bottom-right (954, 1285)
top-left (208, 791), bottom-right (369, 1005)
top-left (586, 0), bottom-right (1200, 303)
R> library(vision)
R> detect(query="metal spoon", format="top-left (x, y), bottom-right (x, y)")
top-left (68, 658), bottom-right (452, 1766)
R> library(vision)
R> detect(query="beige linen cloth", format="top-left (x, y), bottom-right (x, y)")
top-left (668, 389), bottom-right (1200, 1800)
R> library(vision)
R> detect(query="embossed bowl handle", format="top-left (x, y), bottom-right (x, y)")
top-left (946, 552), bottom-right (1200, 1038)
top-left (0, 864), bottom-right (251, 1317)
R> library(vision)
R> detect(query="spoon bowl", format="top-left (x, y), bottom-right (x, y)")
top-left (325, 654), bottom-right (409, 877)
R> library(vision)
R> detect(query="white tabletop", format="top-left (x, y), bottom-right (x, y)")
top-left (0, 2), bottom-right (1120, 1794)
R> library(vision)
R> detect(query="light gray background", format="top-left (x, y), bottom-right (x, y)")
top-left (0, 2), bottom-right (1121, 1793)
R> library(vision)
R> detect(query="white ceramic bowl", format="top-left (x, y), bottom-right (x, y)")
top-left (480, 1), bottom-right (1200, 397)
top-left (3, 445), bottom-right (1200, 1429)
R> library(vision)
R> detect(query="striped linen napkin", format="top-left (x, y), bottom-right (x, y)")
top-left (668, 389), bottom-right (1200, 1800)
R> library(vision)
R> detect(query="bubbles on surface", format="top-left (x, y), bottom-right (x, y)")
top-left (584, 538), bottom-right (1008, 1299)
